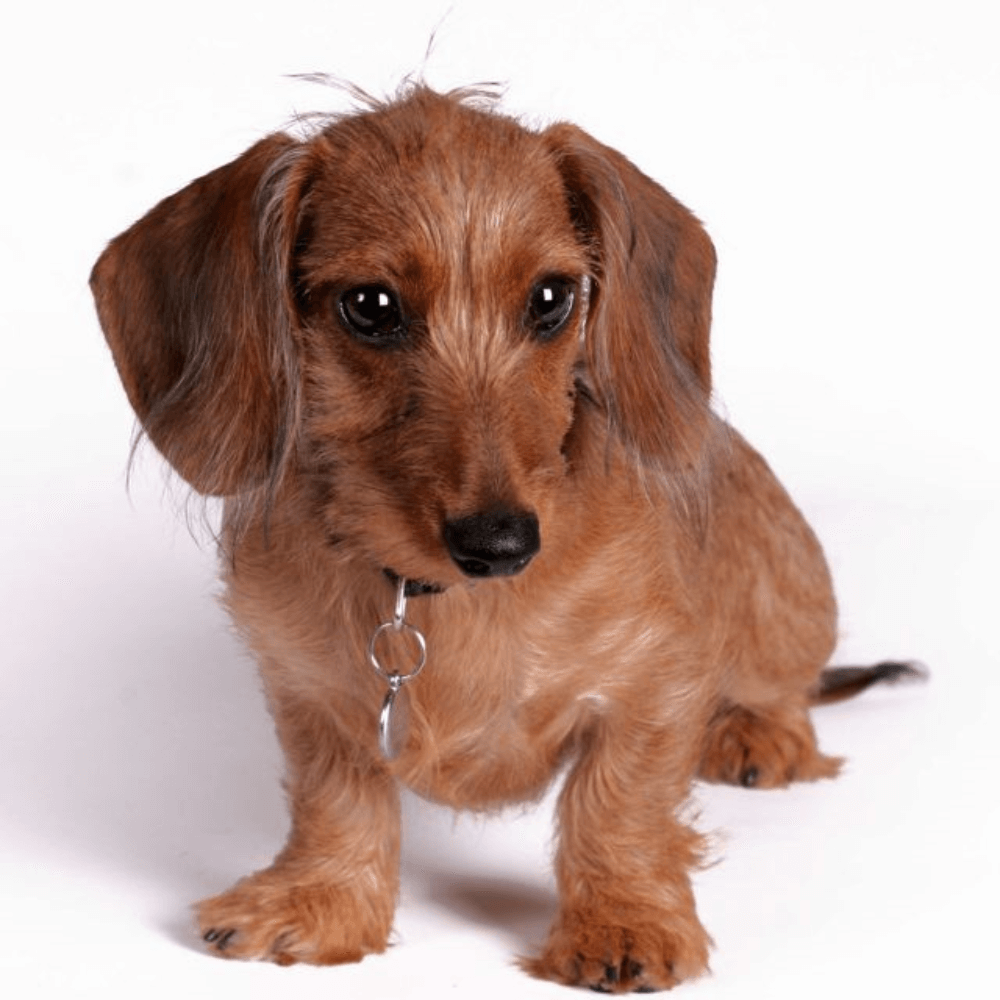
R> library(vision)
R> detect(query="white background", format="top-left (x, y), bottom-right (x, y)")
top-left (2, 1), bottom-right (998, 997)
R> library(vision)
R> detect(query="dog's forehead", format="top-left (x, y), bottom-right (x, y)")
top-left (305, 94), bottom-right (584, 279)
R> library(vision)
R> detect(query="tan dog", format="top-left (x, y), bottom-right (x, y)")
top-left (91, 85), bottom-right (920, 993)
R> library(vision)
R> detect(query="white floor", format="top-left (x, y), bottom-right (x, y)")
top-left (2, 2), bottom-right (997, 997)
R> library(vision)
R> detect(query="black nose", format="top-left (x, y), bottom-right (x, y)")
top-left (443, 509), bottom-right (541, 578)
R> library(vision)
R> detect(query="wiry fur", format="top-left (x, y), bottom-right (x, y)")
top-left (91, 86), bottom-right (922, 993)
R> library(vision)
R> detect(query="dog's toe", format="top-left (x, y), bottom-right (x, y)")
top-left (588, 958), bottom-right (664, 993)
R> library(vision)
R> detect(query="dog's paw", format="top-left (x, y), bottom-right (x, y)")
top-left (196, 867), bottom-right (392, 966)
top-left (698, 704), bottom-right (842, 788)
top-left (523, 904), bottom-right (711, 993)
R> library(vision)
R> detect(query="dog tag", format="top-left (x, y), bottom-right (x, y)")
top-left (379, 677), bottom-right (410, 761)
top-left (369, 577), bottom-right (426, 762)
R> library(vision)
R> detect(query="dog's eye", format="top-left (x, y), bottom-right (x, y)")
top-left (526, 278), bottom-right (576, 340)
top-left (339, 285), bottom-right (407, 346)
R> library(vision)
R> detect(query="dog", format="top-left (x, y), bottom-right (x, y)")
top-left (90, 84), bottom-right (922, 992)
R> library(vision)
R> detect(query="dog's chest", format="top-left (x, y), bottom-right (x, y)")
top-left (394, 589), bottom-right (661, 805)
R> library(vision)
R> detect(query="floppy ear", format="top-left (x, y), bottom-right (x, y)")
top-left (90, 134), bottom-right (307, 496)
top-left (544, 123), bottom-right (716, 479)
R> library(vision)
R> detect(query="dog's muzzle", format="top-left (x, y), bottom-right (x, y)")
top-left (443, 509), bottom-right (540, 578)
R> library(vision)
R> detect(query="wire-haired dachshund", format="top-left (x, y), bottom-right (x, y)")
top-left (91, 84), bottom-right (921, 993)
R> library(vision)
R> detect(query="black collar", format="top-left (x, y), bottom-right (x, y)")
top-left (382, 568), bottom-right (445, 597)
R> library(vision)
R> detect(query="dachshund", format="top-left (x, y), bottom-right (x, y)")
top-left (90, 84), bottom-right (922, 993)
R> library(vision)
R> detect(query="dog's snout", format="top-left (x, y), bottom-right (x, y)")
top-left (443, 510), bottom-right (541, 578)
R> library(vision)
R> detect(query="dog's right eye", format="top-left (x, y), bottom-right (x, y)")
top-left (339, 285), bottom-right (407, 346)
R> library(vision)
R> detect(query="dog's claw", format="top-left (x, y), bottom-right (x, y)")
top-left (587, 956), bottom-right (657, 993)
top-left (204, 928), bottom-right (237, 951)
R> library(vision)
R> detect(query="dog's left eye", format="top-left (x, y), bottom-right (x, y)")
top-left (339, 285), bottom-right (407, 346)
top-left (526, 278), bottom-right (576, 340)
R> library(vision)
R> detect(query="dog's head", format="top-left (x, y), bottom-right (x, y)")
top-left (91, 86), bottom-right (716, 586)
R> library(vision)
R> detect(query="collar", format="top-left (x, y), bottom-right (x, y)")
top-left (382, 568), bottom-right (445, 597)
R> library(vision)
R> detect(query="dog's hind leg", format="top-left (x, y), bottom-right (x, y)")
top-left (697, 698), bottom-right (841, 788)
top-left (697, 662), bottom-right (928, 788)
top-left (697, 431), bottom-right (845, 789)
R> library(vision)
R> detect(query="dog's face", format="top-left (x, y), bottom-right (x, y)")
top-left (91, 87), bottom-right (718, 585)
top-left (291, 101), bottom-right (592, 585)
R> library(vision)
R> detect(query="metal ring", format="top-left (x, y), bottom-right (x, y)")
top-left (367, 620), bottom-right (427, 683)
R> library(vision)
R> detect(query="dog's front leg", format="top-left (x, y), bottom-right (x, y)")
top-left (527, 716), bottom-right (712, 993)
top-left (197, 696), bottom-right (400, 966)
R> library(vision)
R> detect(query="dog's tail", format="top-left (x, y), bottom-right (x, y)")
top-left (810, 660), bottom-right (929, 705)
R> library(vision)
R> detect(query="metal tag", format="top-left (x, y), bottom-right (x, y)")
top-left (379, 678), bottom-right (410, 761)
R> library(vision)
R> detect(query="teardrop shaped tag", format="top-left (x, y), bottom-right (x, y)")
top-left (379, 679), bottom-right (410, 761)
